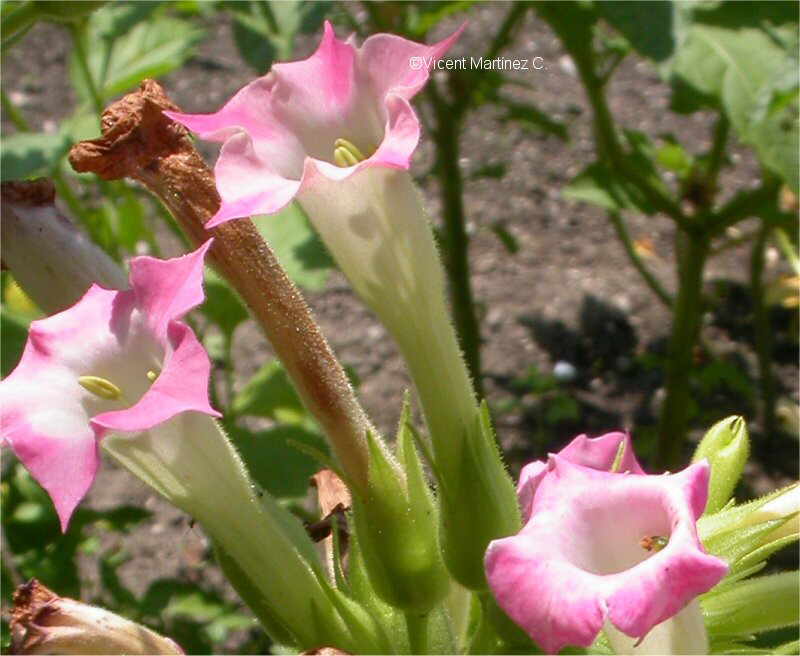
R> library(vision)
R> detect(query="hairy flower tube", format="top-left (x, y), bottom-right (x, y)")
top-left (485, 439), bottom-right (729, 655)
top-left (0, 244), bottom-right (370, 650)
top-left (168, 19), bottom-right (520, 592)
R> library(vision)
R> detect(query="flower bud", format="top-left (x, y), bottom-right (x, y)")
top-left (1, 180), bottom-right (127, 314)
top-left (692, 415), bottom-right (749, 514)
top-left (10, 579), bottom-right (183, 655)
top-left (350, 402), bottom-right (450, 612)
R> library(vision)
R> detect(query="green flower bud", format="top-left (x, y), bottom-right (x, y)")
top-left (693, 416), bottom-right (749, 514)
top-left (351, 400), bottom-right (450, 612)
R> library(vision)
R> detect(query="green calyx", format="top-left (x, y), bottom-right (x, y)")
top-left (351, 397), bottom-right (450, 613)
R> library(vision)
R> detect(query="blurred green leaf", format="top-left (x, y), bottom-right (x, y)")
top-left (564, 161), bottom-right (656, 214)
top-left (596, 1), bottom-right (678, 62)
top-left (70, 4), bottom-right (203, 104)
top-left (0, 132), bottom-right (70, 181)
top-left (1, 307), bottom-right (29, 376)
top-left (668, 2), bottom-right (799, 190)
top-left (227, 0), bottom-right (326, 72)
top-left (228, 424), bottom-right (328, 498)
top-left (253, 202), bottom-right (333, 291)
top-left (490, 222), bottom-right (519, 254)
top-left (232, 359), bottom-right (304, 422)
top-left (201, 271), bottom-right (249, 342)
top-left (498, 98), bottom-right (569, 140)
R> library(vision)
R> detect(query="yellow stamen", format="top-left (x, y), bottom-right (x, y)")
top-left (610, 439), bottom-right (626, 473)
top-left (640, 535), bottom-right (669, 552)
top-left (334, 138), bottom-right (367, 162)
top-left (78, 375), bottom-right (122, 400)
top-left (146, 369), bottom-right (159, 382)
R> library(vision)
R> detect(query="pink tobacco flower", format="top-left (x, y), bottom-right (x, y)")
top-left (517, 431), bottom-right (645, 522)
top-left (486, 449), bottom-right (728, 654)
top-left (165, 20), bottom-right (463, 226)
top-left (0, 243), bottom-right (219, 530)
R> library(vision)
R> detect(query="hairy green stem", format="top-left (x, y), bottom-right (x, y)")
top-left (609, 211), bottom-right (673, 308)
top-left (427, 84), bottom-right (484, 396)
top-left (751, 223), bottom-right (777, 442)
top-left (405, 611), bottom-right (430, 655)
top-left (655, 232), bottom-right (710, 469)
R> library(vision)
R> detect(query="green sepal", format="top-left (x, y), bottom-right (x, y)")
top-left (438, 402), bottom-right (521, 590)
top-left (704, 515), bottom-right (792, 573)
top-left (693, 416), bottom-right (750, 514)
top-left (350, 399), bottom-right (450, 612)
top-left (702, 572), bottom-right (800, 637)
top-left (698, 483), bottom-right (797, 541)
top-left (347, 530), bottom-right (407, 652)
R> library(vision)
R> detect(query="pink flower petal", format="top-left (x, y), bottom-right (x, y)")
top-left (167, 21), bottom-right (463, 225)
top-left (517, 431), bottom-right (645, 522)
top-left (92, 321), bottom-right (220, 434)
top-left (0, 244), bottom-right (218, 530)
top-left (3, 410), bottom-right (99, 532)
top-left (130, 240), bottom-right (212, 336)
top-left (486, 456), bottom-right (728, 653)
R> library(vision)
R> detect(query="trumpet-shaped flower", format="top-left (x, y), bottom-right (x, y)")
top-left (486, 453), bottom-right (728, 654)
top-left (0, 242), bottom-right (219, 530)
top-left (165, 21), bottom-right (462, 224)
top-left (169, 20), bottom-right (521, 593)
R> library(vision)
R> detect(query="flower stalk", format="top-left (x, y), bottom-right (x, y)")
top-left (68, 80), bottom-right (373, 495)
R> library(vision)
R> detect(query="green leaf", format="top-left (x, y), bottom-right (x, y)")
top-left (702, 572), bottom-right (799, 636)
top-left (232, 359), bottom-right (305, 422)
top-left (201, 271), bottom-right (249, 342)
top-left (668, 2), bottom-right (799, 189)
top-left (596, 1), bottom-right (678, 62)
top-left (70, 4), bottom-right (203, 104)
top-left (253, 202), bottom-right (333, 291)
top-left (563, 161), bottom-right (656, 213)
top-left (227, 0), bottom-right (326, 72)
top-left (228, 424), bottom-right (328, 498)
top-left (1, 307), bottom-right (29, 376)
top-left (0, 132), bottom-right (70, 181)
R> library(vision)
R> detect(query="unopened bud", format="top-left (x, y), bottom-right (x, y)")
top-left (692, 416), bottom-right (749, 514)
top-left (1, 179), bottom-right (128, 314)
top-left (10, 579), bottom-right (183, 655)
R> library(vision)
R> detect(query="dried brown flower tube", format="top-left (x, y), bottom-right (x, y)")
top-left (69, 80), bottom-right (373, 493)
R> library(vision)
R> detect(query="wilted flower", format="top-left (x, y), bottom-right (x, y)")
top-left (10, 579), bottom-right (183, 655)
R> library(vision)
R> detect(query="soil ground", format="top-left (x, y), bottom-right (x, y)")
top-left (3, 2), bottom-right (798, 646)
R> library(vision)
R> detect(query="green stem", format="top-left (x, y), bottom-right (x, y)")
top-left (467, 604), bottom-right (498, 655)
top-left (705, 114), bottom-right (730, 192)
top-left (538, 3), bottom-right (692, 233)
top-left (68, 21), bottom-right (104, 117)
top-left (1, 88), bottom-right (31, 131)
top-left (751, 223), bottom-right (777, 442)
top-left (608, 211), bottom-right (673, 308)
top-left (427, 84), bottom-right (484, 396)
top-left (405, 611), bottom-right (429, 655)
top-left (655, 231), bottom-right (710, 469)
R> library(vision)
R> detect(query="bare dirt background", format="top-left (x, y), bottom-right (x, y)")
top-left (4, 0), bottom-right (797, 625)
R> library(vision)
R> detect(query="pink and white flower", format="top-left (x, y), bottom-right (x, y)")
top-left (486, 434), bottom-right (728, 654)
top-left (0, 242), bottom-right (219, 530)
top-left (165, 21), bottom-right (462, 225)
